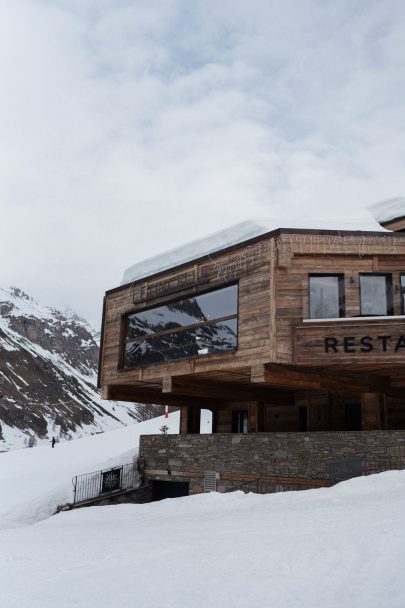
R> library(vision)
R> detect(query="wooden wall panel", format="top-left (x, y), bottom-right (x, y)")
top-left (264, 404), bottom-right (298, 432)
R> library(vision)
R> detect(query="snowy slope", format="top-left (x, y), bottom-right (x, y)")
top-left (0, 423), bottom-right (405, 607)
top-left (0, 287), bottom-right (142, 451)
top-left (121, 213), bottom-right (386, 285)
top-left (0, 412), bottom-right (179, 530)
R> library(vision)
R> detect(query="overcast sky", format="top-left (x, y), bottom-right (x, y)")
top-left (1, 0), bottom-right (405, 325)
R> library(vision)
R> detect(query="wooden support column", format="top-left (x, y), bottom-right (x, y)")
top-left (179, 406), bottom-right (201, 434)
top-left (180, 407), bottom-right (188, 434)
top-left (248, 402), bottom-right (257, 433)
top-left (247, 402), bottom-right (264, 432)
top-left (361, 393), bottom-right (382, 430)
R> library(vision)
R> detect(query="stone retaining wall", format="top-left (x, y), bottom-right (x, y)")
top-left (139, 432), bottom-right (405, 494)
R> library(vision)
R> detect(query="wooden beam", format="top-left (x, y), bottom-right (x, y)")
top-left (251, 365), bottom-right (321, 389)
top-left (162, 376), bottom-right (173, 393)
top-left (251, 364), bottom-right (391, 394)
top-left (180, 405), bottom-right (201, 434)
top-left (161, 375), bottom-right (295, 403)
top-left (103, 384), bottom-right (225, 409)
top-left (162, 376), bottom-right (256, 401)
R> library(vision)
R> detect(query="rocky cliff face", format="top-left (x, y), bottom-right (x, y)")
top-left (0, 287), bottom-right (142, 450)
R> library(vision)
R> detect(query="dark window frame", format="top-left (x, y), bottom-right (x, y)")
top-left (232, 410), bottom-right (248, 433)
top-left (359, 273), bottom-right (394, 317)
top-left (400, 273), bottom-right (405, 315)
top-left (120, 282), bottom-right (239, 369)
top-left (308, 274), bottom-right (345, 319)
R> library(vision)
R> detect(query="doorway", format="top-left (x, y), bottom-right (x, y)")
top-left (345, 403), bottom-right (362, 430)
top-left (151, 480), bottom-right (189, 501)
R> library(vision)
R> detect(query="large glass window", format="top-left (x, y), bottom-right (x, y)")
top-left (309, 275), bottom-right (345, 319)
top-left (360, 274), bottom-right (393, 316)
top-left (123, 284), bottom-right (238, 368)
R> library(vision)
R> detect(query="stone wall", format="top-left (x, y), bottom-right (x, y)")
top-left (139, 432), bottom-right (405, 494)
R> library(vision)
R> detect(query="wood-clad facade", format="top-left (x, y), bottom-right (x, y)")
top-left (99, 227), bottom-right (405, 494)
top-left (99, 228), bottom-right (405, 436)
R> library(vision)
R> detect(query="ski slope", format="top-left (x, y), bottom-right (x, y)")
top-left (1, 414), bottom-right (405, 608)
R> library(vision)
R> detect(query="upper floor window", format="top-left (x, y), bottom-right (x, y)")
top-left (309, 274), bottom-right (345, 319)
top-left (123, 284), bottom-right (238, 368)
top-left (401, 274), bottom-right (405, 314)
top-left (359, 274), bottom-right (393, 316)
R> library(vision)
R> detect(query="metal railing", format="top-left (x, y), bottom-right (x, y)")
top-left (72, 462), bottom-right (139, 505)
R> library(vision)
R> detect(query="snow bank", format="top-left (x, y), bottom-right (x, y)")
top-left (1, 409), bottom-right (405, 607)
top-left (1, 470), bottom-right (405, 607)
top-left (0, 412), bottom-right (179, 529)
top-left (121, 214), bottom-right (385, 285)
top-left (369, 197), bottom-right (405, 222)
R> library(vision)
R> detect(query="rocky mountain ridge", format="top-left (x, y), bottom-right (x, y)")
top-left (0, 287), bottom-right (143, 451)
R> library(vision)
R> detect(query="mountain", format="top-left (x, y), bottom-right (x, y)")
top-left (0, 287), bottom-right (148, 451)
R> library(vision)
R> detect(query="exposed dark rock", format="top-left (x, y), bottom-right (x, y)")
top-left (0, 287), bottom-right (143, 450)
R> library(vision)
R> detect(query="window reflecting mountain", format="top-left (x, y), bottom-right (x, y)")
top-left (124, 285), bottom-right (238, 367)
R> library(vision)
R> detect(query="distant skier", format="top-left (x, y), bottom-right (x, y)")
top-left (51, 437), bottom-right (56, 448)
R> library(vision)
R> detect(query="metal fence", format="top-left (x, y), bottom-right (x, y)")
top-left (72, 462), bottom-right (139, 505)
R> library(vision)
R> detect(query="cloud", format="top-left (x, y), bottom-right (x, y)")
top-left (0, 0), bottom-right (405, 323)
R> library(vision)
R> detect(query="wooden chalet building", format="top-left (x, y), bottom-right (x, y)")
top-left (99, 205), bottom-right (405, 498)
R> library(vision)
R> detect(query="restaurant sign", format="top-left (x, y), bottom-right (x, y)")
top-left (294, 323), bottom-right (405, 364)
top-left (324, 335), bottom-right (405, 354)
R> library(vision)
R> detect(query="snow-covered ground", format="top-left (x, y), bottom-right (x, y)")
top-left (0, 412), bottom-right (179, 529)
top-left (1, 414), bottom-right (405, 608)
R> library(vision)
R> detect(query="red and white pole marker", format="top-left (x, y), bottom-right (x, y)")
top-left (164, 405), bottom-right (169, 419)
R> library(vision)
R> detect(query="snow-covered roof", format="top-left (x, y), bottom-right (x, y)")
top-left (121, 212), bottom-right (387, 285)
top-left (368, 197), bottom-right (405, 223)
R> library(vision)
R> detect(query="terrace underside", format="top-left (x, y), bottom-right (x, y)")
top-left (102, 361), bottom-right (405, 433)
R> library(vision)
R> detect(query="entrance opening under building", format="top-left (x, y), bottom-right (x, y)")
top-left (151, 480), bottom-right (189, 501)
top-left (345, 403), bottom-right (362, 430)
